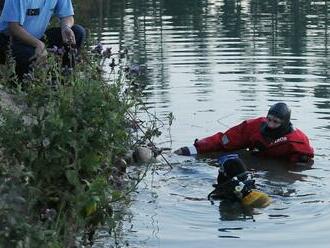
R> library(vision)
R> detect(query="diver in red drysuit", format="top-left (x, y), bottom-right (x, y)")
top-left (175, 103), bottom-right (314, 163)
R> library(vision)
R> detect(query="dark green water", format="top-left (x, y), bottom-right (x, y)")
top-left (76, 0), bottom-right (329, 247)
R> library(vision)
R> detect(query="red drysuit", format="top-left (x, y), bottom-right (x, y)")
top-left (194, 117), bottom-right (314, 162)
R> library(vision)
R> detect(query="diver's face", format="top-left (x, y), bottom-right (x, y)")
top-left (266, 114), bottom-right (282, 129)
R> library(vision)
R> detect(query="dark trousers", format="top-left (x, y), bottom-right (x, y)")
top-left (0, 24), bottom-right (86, 78)
top-left (0, 32), bottom-right (8, 64)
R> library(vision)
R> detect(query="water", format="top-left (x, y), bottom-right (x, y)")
top-left (77, 0), bottom-right (329, 247)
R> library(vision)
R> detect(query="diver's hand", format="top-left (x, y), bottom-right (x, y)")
top-left (290, 154), bottom-right (314, 168)
top-left (174, 146), bottom-right (197, 156)
top-left (295, 160), bottom-right (314, 168)
top-left (174, 147), bottom-right (190, 156)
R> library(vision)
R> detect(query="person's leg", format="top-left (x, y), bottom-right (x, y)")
top-left (11, 40), bottom-right (35, 78)
top-left (0, 33), bottom-right (9, 64)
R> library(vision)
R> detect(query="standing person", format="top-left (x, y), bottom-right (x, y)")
top-left (175, 102), bottom-right (314, 164)
top-left (0, 0), bottom-right (86, 78)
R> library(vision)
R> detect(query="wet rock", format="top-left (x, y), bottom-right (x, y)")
top-left (113, 157), bottom-right (127, 177)
top-left (123, 149), bottom-right (134, 164)
top-left (109, 157), bottom-right (128, 189)
top-left (133, 146), bottom-right (154, 163)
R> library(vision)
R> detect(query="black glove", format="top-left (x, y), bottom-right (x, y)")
top-left (174, 147), bottom-right (191, 156)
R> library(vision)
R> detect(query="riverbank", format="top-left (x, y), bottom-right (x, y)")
top-left (0, 49), bottom-right (160, 247)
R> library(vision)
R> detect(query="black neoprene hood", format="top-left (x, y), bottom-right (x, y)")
top-left (222, 158), bottom-right (247, 178)
top-left (267, 102), bottom-right (291, 125)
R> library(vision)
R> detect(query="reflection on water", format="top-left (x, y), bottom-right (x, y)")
top-left (75, 0), bottom-right (329, 247)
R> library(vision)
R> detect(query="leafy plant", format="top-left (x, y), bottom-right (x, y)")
top-left (0, 42), bottom-right (162, 247)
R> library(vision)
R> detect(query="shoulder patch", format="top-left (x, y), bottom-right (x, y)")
top-left (221, 135), bottom-right (230, 145)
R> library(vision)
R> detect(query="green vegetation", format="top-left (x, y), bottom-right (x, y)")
top-left (0, 45), bottom-right (160, 247)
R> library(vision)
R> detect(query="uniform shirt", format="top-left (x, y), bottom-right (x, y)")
top-left (0, 0), bottom-right (74, 39)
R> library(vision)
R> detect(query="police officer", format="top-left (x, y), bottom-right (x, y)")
top-left (0, 0), bottom-right (85, 78)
